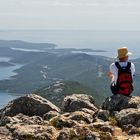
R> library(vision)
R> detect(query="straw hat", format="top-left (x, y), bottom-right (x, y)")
top-left (117, 47), bottom-right (132, 58)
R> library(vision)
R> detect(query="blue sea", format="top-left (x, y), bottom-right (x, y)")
top-left (0, 30), bottom-right (140, 58)
top-left (0, 57), bottom-right (22, 108)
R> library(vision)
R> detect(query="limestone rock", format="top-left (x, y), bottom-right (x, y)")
top-left (102, 94), bottom-right (140, 111)
top-left (0, 94), bottom-right (60, 119)
top-left (115, 108), bottom-right (140, 128)
top-left (1, 113), bottom-right (45, 126)
top-left (12, 124), bottom-right (56, 140)
top-left (128, 126), bottom-right (140, 135)
top-left (0, 127), bottom-right (13, 140)
top-left (85, 131), bottom-right (100, 140)
top-left (62, 94), bottom-right (98, 112)
top-left (79, 108), bottom-right (97, 117)
top-left (50, 115), bottom-right (76, 129)
top-left (68, 111), bottom-right (94, 123)
top-left (97, 109), bottom-right (110, 121)
top-left (43, 111), bottom-right (60, 121)
top-left (0, 93), bottom-right (140, 139)
top-left (57, 128), bottom-right (72, 140)
top-left (115, 135), bottom-right (140, 140)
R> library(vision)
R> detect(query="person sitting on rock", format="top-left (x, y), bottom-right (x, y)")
top-left (108, 47), bottom-right (135, 96)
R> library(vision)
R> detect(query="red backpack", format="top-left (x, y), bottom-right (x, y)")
top-left (115, 62), bottom-right (133, 96)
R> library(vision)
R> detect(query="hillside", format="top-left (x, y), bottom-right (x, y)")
top-left (0, 52), bottom-right (112, 102)
top-left (0, 40), bottom-right (140, 106)
top-left (0, 41), bottom-right (112, 99)
top-left (34, 81), bottom-right (104, 107)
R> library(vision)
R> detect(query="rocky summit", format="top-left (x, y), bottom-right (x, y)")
top-left (0, 94), bottom-right (140, 140)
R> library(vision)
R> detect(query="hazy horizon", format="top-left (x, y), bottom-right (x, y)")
top-left (0, 30), bottom-right (140, 59)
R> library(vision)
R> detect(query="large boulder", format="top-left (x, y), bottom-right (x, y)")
top-left (101, 94), bottom-right (140, 111)
top-left (115, 108), bottom-right (140, 128)
top-left (0, 94), bottom-right (60, 119)
top-left (101, 94), bottom-right (140, 136)
top-left (62, 94), bottom-right (98, 112)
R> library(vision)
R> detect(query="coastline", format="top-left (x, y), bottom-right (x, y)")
top-left (0, 57), bottom-right (22, 108)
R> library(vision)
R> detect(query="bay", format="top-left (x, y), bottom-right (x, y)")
top-left (0, 92), bottom-right (18, 108)
top-left (0, 64), bottom-right (23, 80)
top-left (0, 57), bottom-right (22, 108)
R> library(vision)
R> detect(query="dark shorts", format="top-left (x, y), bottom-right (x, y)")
top-left (110, 82), bottom-right (118, 95)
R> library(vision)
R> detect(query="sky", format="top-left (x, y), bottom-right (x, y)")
top-left (0, 0), bottom-right (140, 30)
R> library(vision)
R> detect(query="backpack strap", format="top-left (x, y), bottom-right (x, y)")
top-left (115, 62), bottom-right (122, 70)
top-left (115, 61), bottom-right (131, 70)
top-left (125, 62), bottom-right (131, 70)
